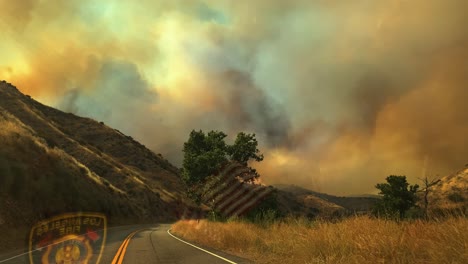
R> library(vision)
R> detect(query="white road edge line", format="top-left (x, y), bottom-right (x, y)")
top-left (166, 229), bottom-right (237, 264)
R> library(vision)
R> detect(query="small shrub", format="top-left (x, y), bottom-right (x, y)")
top-left (448, 192), bottom-right (465, 203)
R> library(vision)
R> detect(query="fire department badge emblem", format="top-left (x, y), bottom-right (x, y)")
top-left (29, 212), bottom-right (107, 264)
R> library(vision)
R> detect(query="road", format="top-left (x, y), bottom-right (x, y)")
top-left (0, 224), bottom-right (251, 264)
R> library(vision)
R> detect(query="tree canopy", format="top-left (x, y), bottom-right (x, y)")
top-left (182, 130), bottom-right (264, 185)
top-left (373, 175), bottom-right (419, 218)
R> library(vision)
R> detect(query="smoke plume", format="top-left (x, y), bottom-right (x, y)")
top-left (1, 0), bottom-right (467, 194)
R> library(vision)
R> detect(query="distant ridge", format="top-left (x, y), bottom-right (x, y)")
top-left (274, 184), bottom-right (379, 217)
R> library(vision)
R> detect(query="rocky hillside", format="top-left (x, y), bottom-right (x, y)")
top-left (0, 80), bottom-right (193, 230)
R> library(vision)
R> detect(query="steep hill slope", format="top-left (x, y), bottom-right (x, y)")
top-left (0, 80), bottom-right (192, 229)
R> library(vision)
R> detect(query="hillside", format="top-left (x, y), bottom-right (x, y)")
top-left (425, 167), bottom-right (468, 214)
top-left (0, 80), bottom-right (194, 249)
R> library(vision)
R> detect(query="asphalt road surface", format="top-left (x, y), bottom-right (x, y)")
top-left (0, 224), bottom-right (251, 264)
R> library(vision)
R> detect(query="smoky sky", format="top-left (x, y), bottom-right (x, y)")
top-left (1, 0), bottom-right (467, 194)
top-left (214, 70), bottom-right (291, 147)
top-left (57, 60), bottom-right (159, 141)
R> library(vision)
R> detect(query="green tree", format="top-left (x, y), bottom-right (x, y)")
top-left (182, 130), bottom-right (264, 185)
top-left (228, 132), bottom-right (264, 164)
top-left (373, 175), bottom-right (419, 219)
top-left (182, 130), bottom-right (280, 218)
top-left (182, 130), bottom-right (229, 185)
top-left (227, 132), bottom-right (264, 182)
top-left (183, 130), bottom-right (265, 183)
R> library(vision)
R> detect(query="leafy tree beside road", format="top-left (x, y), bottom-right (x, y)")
top-left (181, 130), bottom-right (267, 210)
top-left (182, 130), bottom-right (229, 185)
top-left (227, 132), bottom-right (264, 164)
top-left (227, 132), bottom-right (264, 181)
top-left (182, 130), bottom-right (264, 185)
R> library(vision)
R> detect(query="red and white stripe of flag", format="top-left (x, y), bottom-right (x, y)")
top-left (202, 162), bottom-right (273, 218)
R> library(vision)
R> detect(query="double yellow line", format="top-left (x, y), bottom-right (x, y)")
top-left (111, 230), bottom-right (141, 264)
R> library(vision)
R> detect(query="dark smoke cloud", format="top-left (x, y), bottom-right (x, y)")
top-left (350, 69), bottom-right (409, 132)
top-left (215, 70), bottom-right (291, 147)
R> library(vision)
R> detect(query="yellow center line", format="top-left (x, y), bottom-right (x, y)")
top-left (116, 236), bottom-right (132, 264)
top-left (111, 230), bottom-right (140, 264)
top-left (111, 231), bottom-right (135, 263)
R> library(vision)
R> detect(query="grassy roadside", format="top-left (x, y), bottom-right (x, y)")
top-left (171, 216), bottom-right (468, 264)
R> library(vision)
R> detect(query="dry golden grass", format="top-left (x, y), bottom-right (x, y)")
top-left (172, 216), bottom-right (468, 264)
